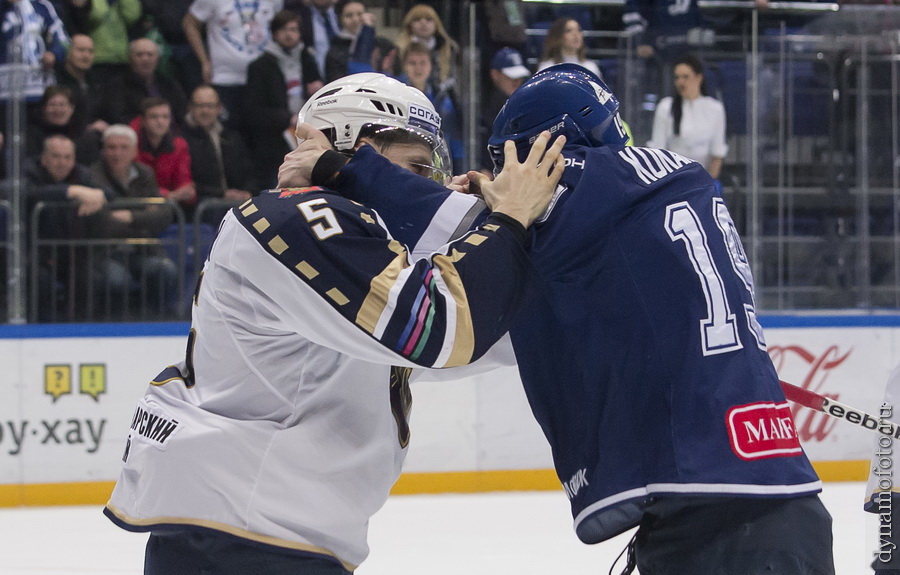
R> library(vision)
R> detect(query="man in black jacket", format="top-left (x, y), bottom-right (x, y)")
top-left (54, 33), bottom-right (105, 133)
top-left (20, 134), bottom-right (111, 321)
top-left (94, 38), bottom-right (189, 128)
top-left (245, 10), bottom-right (322, 190)
top-left (182, 85), bottom-right (254, 222)
top-left (89, 124), bottom-right (179, 320)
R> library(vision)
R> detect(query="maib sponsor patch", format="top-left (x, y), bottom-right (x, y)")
top-left (726, 401), bottom-right (803, 460)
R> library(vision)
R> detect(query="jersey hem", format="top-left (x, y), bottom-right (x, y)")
top-left (103, 503), bottom-right (358, 571)
top-left (573, 480), bottom-right (823, 543)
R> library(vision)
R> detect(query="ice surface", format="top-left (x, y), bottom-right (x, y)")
top-left (0, 482), bottom-right (874, 574)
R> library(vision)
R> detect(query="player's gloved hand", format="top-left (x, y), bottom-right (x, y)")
top-left (467, 131), bottom-right (566, 228)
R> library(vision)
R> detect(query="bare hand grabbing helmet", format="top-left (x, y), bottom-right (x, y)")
top-left (298, 73), bottom-right (452, 184)
top-left (488, 63), bottom-right (629, 175)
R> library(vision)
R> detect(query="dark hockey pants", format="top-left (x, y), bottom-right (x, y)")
top-left (144, 529), bottom-right (353, 575)
top-left (634, 494), bottom-right (834, 574)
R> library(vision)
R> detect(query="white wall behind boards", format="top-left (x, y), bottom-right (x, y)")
top-left (0, 317), bottom-right (895, 494)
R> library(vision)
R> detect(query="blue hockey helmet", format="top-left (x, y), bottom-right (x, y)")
top-left (488, 63), bottom-right (629, 174)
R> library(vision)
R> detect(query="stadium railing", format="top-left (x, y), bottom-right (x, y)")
top-left (504, 1), bottom-right (899, 310)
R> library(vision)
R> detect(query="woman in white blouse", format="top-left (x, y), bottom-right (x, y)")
top-left (648, 54), bottom-right (728, 179)
top-left (537, 18), bottom-right (602, 78)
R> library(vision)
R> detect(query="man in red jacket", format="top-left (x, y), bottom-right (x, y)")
top-left (131, 96), bottom-right (196, 213)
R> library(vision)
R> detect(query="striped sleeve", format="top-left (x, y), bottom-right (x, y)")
top-left (233, 190), bottom-right (530, 368)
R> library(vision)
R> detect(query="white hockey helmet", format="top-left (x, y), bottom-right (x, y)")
top-left (298, 73), bottom-right (452, 184)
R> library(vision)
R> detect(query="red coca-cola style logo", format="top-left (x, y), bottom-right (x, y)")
top-left (768, 345), bottom-right (852, 443)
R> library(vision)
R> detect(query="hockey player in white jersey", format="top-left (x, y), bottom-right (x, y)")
top-left (103, 73), bottom-right (566, 575)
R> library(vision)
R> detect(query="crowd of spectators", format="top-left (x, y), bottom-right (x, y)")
top-left (0, 0), bottom-right (858, 321)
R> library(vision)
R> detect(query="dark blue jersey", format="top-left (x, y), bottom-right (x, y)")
top-left (622, 0), bottom-right (706, 49)
top-left (333, 144), bottom-right (821, 543)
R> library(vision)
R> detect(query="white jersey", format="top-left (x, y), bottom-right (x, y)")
top-left (189, 0), bottom-right (282, 86)
top-left (105, 187), bottom-right (531, 570)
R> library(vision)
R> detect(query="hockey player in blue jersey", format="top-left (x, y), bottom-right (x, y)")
top-left (290, 64), bottom-right (835, 573)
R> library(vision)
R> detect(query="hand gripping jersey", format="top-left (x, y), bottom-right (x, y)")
top-left (104, 184), bottom-right (532, 570)
top-left (331, 144), bottom-right (823, 545)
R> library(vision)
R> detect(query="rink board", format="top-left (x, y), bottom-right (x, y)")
top-left (0, 316), bottom-right (894, 507)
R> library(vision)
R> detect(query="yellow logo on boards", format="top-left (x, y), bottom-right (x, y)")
top-left (44, 364), bottom-right (107, 402)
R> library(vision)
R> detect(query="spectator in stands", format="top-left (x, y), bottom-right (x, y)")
top-left (400, 42), bottom-right (463, 173)
top-left (245, 10), bottom-right (321, 190)
top-left (182, 85), bottom-right (254, 212)
top-left (182, 0), bottom-right (280, 132)
top-left (292, 0), bottom-right (339, 80)
top-left (26, 85), bottom-right (102, 165)
top-left (54, 33), bottom-right (106, 134)
top-left (1, 0), bottom-right (68, 181)
top-left (489, 46), bottom-right (530, 102)
top-left (140, 0), bottom-right (202, 95)
top-left (395, 3), bottom-right (458, 88)
top-left (91, 124), bottom-right (167, 221)
top-left (131, 96), bottom-right (195, 212)
top-left (71, 0), bottom-right (142, 84)
top-left (324, 0), bottom-right (396, 82)
top-left (622, 0), bottom-right (715, 63)
top-left (623, 0), bottom-right (693, 61)
top-left (648, 53), bottom-right (727, 180)
top-left (480, 46), bottom-right (531, 173)
top-left (622, 0), bottom-right (771, 62)
top-left (89, 123), bottom-right (178, 319)
top-left (95, 38), bottom-right (188, 128)
top-left (21, 133), bottom-right (110, 321)
top-left (22, 133), bottom-right (108, 215)
top-left (537, 17), bottom-right (602, 77)
top-left (0, 0), bottom-right (69, 104)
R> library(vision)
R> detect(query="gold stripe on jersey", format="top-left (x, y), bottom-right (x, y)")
top-left (430, 254), bottom-right (474, 367)
top-left (104, 504), bottom-right (358, 572)
top-left (268, 235), bottom-right (289, 255)
top-left (361, 212), bottom-right (375, 225)
top-left (464, 233), bottom-right (488, 246)
top-left (356, 251), bottom-right (406, 334)
top-left (295, 261), bottom-right (319, 279)
top-left (253, 218), bottom-right (270, 233)
top-left (327, 288), bottom-right (349, 306)
top-left (240, 203), bottom-right (257, 217)
top-left (150, 375), bottom-right (184, 386)
top-left (386, 239), bottom-right (405, 255)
